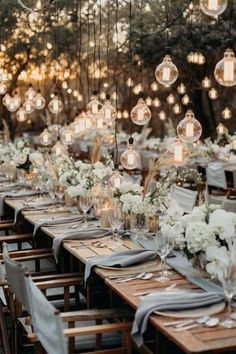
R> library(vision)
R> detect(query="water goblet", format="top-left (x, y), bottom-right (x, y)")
top-left (79, 195), bottom-right (92, 228)
top-left (55, 184), bottom-right (65, 210)
top-left (155, 231), bottom-right (174, 282)
top-left (109, 206), bottom-right (124, 250)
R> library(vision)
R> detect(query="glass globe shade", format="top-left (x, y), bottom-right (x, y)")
top-left (202, 76), bottom-right (211, 88)
top-left (40, 128), bottom-right (52, 146)
top-left (0, 83), bottom-right (7, 95)
top-left (166, 93), bottom-right (175, 105)
top-left (100, 95), bottom-right (117, 122)
top-left (87, 91), bottom-right (102, 117)
top-left (208, 88), bottom-right (218, 100)
top-left (25, 86), bottom-right (37, 101)
top-left (7, 98), bottom-right (18, 112)
top-left (48, 95), bottom-right (63, 114)
top-left (198, 53), bottom-right (205, 65)
top-left (153, 97), bottom-right (161, 107)
top-left (16, 107), bottom-right (27, 122)
top-left (96, 116), bottom-right (105, 129)
top-left (151, 82), bottom-right (158, 91)
top-left (120, 142), bottom-right (141, 170)
top-left (108, 170), bottom-right (125, 189)
top-left (193, 52), bottom-right (199, 64)
top-left (131, 96), bottom-right (151, 126)
top-left (173, 103), bottom-right (181, 114)
top-left (216, 123), bottom-right (228, 135)
top-left (146, 97), bottom-right (152, 106)
top-left (52, 140), bottom-right (68, 156)
top-left (23, 100), bottom-right (35, 114)
top-left (159, 111), bottom-right (166, 121)
top-left (71, 116), bottom-right (82, 136)
top-left (222, 107), bottom-right (232, 120)
top-left (155, 55), bottom-right (178, 86)
top-left (2, 93), bottom-right (11, 106)
top-left (60, 126), bottom-right (75, 145)
top-left (12, 93), bottom-right (21, 110)
top-left (84, 112), bottom-right (92, 129)
top-left (34, 92), bottom-right (46, 110)
top-left (182, 94), bottom-right (190, 105)
top-left (200, 0), bottom-right (228, 17)
top-left (0, 70), bottom-right (9, 83)
top-left (177, 83), bottom-right (186, 95)
top-left (177, 109), bottom-right (202, 143)
top-left (214, 48), bottom-right (236, 87)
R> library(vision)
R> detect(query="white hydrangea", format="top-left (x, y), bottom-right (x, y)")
top-left (185, 221), bottom-right (218, 254)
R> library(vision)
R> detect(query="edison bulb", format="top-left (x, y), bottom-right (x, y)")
top-left (12, 93), bottom-right (21, 110)
top-left (209, 88), bottom-right (218, 100)
top-left (131, 94), bottom-right (151, 126)
top-left (153, 97), bottom-right (161, 108)
top-left (187, 51), bottom-right (194, 63)
top-left (214, 48), bottom-right (236, 87)
top-left (200, 0), bottom-right (227, 17)
top-left (120, 139), bottom-right (141, 170)
top-left (34, 91), bottom-right (46, 110)
top-left (108, 169), bottom-right (125, 189)
top-left (48, 95), bottom-right (63, 114)
top-left (177, 109), bottom-right (202, 143)
top-left (177, 83), bottom-right (186, 95)
top-left (174, 139), bottom-right (184, 164)
top-left (2, 93), bottom-right (11, 106)
top-left (100, 94), bottom-right (117, 122)
top-left (216, 123), bottom-right (228, 135)
top-left (151, 82), bottom-right (158, 91)
top-left (40, 128), bottom-right (52, 146)
top-left (198, 53), bottom-right (205, 65)
top-left (72, 115), bottom-right (82, 136)
top-left (25, 85), bottom-right (36, 101)
top-left (84, 111), bottom-right (92, 129)
top-left (222, 107), bottom-right (232, 120)
top-left (60, 126), bottom-right (74, 145)
top-left (23, 100), bottom-right (35, 114)
top-left (202, 76), bottom-right (211, 88)
top-left (87, 91), bottom-right (102, 117)
top-left (7, 98), bottom-right (18, 112)
top-left (182, 94), bottom-right (190, 105)
top-left (52, 140), bottom-right (68, 156)
top-left (159, 111), bottom-right (166, 121)
top-left (0, 83), bottom-right (7, 95)
top-left (173, 103), bottom-right (181, 114)
top-left (167, 93), bottom-right (175, 105)
top-left (155, 55), bottom-right (178, 86)
top-left (16, 107), bottom-right (26, 122)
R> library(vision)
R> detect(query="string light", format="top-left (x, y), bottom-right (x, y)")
top-left (208, 87), bottom-right (218, 99)
top-left (202, 76), bottom-right (211, 88)
top-left (120, 137), bottom-right (141, 170)
top-left (214, 48), bottom-right (236, 87)
top-left (159, 110), bottom-right (166, 121)
top-left (153, 97), bottom-right (161, 108)
top-left (216, 122), bottom-right (228, 135)
top-left (222, 107), bottom-right (232, 119)
top-left (87, 91), bottom-right (102, 118)
top-left (166, 93), bottom-right (175, 105)
top-left (182, 94), bottom-right (190, 105)
top-left (177, 109), bottom-right (202, 143)
top-left (173, 103), bottom-right (181, 114)
top-left (177, 83), bottom-right (186, 95)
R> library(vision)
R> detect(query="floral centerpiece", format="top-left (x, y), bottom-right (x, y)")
top-left (12, 138), bottom-right (31, 171)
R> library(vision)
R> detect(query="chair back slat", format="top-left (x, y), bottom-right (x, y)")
top-left (206, 163), bottom-right (227, 189)
top-left (171, 185), bottom-right (198, 214)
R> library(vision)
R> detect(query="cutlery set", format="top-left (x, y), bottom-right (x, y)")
top-left (164, 316), bottom-right (220, 331)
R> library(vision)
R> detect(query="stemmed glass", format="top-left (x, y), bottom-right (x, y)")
top-left (109, 205), bottom-right (124, 250)
top-left (55, 184), bottom-right (65, 210)
top-left (79, 195), bottom-right (92, 228)
top-left (219, 258), bottom-right (236, 328)
top-left (155, 231), bottom-right (174, 282)
top-left (47, 181), bottom-right (57, 211)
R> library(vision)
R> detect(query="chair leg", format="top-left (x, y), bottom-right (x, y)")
top-left (0, 306), bottom-right (11, 354)
top-left (124, 329), bottom-right (132, 354)
top-left (95, 319), bottom-right (102, 350)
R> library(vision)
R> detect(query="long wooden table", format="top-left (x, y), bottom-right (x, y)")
top-left (4, 196), bottom-right (236, 354)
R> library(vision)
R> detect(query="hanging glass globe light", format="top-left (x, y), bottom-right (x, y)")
top-left (214, 48), bottom-right (236, 87)
top-left (216, 122), bottom-right (228, 135)
top-left (108, 165), bottom-right (125, 189)
top-left (198, 53), bottom-right (205, 65)
top-left (71, 113), bottom-right (82, 136)
top-left (146, 97), bottom-right (152, 107)
top-left (155, 53), bottom-right (178, 87)
top-left (25, 84), bottom-right (37, 101)
top-left (84, 111), bottom-right (92, 129)
top-left (208, 88), bottom-right (218, 100)
top-left (2, 93), bottom-right (11, 106)
top-left (182, 94), bottom-right (190, 105)
top-left (120, 137), bottom-right (141, 170)
top-left (87, 90), bottom-right (102, 118)
top-left (40, 128), bottom-right (52, 146)
top-left (222, 107), bottom-right (232, 120)
top-left (34, 90), bottom-right (46, 110)
top-left (12, 91), bottom-right (21, 110)
top-left (100, 94), bottom-right (117, 122)
top-left (177, 109), bottom-right (202, 143)
top-left (159, 111), bottom-right (166, 121)
top-left (177, 83), bottom-right (186, 95)
top-left (60, 125), bottom-right (75, 145)
top-left (200, 0), bottom-right (228, 17)
top-left (131, 92), bottom-right (151, 126)
top-left (166, 93), bottom-right (175, 105)
top-left (16, 106), bottom-right (27, 122)
top-left (52, 139), bottom-right (68, 156)
top-left (151, 82), bottom-right (158, 91)
top-left (23, 100), bottom-right (35, 114)
top-left (173, 103), bottom-right (181, 114)
top-left (0, 69), bottom-right (9, 83)
top-left (48, 93), bottom-right (63, 114)
top-left (7, 97), bottom-right (18, 112)
top-left (0, 83), bottom-right (7, 95)
top-left (153, 97), bottom-right (161, 108)
top-left (202, 76), bottom-right (211, 88)
top-left (187, 51), bottom-right (194, 63)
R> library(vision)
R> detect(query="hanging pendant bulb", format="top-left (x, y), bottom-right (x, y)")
top-left (52, 139), bottom-right (68, 156)
top-left (34, 90), bottom-right (46, 110)
top-left (182, 94), bottom-right (190, 105)
top-left (200, 0), bottom-right (227, 17)
top-left (214, 48), bottom-right (236, 87)
top-left (202, 76), bottom-right (211, 88)
top-left (48, 92), bottom-right (63, 114)
top-left (155, 50), bottom-right (178, 87)
top-left (71, 113), bottom-right (82, 136)
top-left (216, 122), bottom-right (228, 135)
top-left (7, 97), bottom-right (18, 112)
top-left (0, 83), bottom-right (7, 95)
top-left (208, 88), bottom-right (218, 100)
top-left (23, 100), bottom-right (35, 114)
top-left (108, 165), bottom-right (125, 189)
top-left (146, 97), bottom-right (152, 107)
top-left (131, 92), bottom-right (151, 126)
top-left (2, 93), bottom-right (11, 106)
top-left (25, 84), bottom-right (37, 101)
top-left (151, 82), bottom-right (158, 91)
top-left (0, 69), bottom-right (9, 83)
top-left (177, 83), bottom-right (186, 95)
top-left (222, 107), bottom-right (232, 119)
top-left (12, 91), bottom-right (21, 110)
top-left (87, 90), bottom-right (102, 118)
top-left (159, 111), bottom-right (166, 121)
top-left (16, 106), bottom-right (27, 122)
top-left (153, 97), bottom-right (161, 108)
top-left (177, 109), bottom-right (202, 143)
top-left (174, 139), bottom-right (184, 164)
top-left (84, 111), bottom-right (92, 129)
top-left (166, 93), bottom-right (175, 105)
top-left (173, 103), bottom-right (181, 114)
top-left (40, 128), bottom-right (52, 146)
top-left (120, 137), bottom-right (141, 170)
top-left (100, 94), bottom-right (117, 122)
top-left (60, 125), bottom-right (75, 146)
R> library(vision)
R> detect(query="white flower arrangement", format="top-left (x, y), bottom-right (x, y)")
top-left (12, 138), bottom-right (31, 167)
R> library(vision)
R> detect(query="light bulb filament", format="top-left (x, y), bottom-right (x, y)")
top-left (186, 121), bottom-right (194, 137)
top-left (223, 59), bottom-right (234, 82)
top-left (208, 0), bottom-right (218, 10)
top-left (162, 67), bottom-right (171, 81)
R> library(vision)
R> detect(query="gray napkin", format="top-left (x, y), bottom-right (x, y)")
top-left (0, 190), bottom-right (39, 217)
top-left (52, 228), bottom-right (112, 261)
top-left (14, 201), bottom-right (56, 223)
top-left (85, 249), bottom-right (157, 282)
top-left (132, 291), bottom-right (224, 347)
top-left (33, 215), bottom-right (84, 236)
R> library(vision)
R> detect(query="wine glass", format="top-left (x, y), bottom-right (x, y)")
top-left (109, 206), bottom-right (124, 249)
top-left (219, 258), bottom-right (236, 328)
top-left (47, 181), bottom-right (57, 211)
top-left (79, 195), bottom-right (92, 228)
top-left (55, 184), bottom-right (65, 210)
top-left (155, 231), bottom-right (174, 282)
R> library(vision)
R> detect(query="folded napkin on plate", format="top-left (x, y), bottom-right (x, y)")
top-left (14, 201), bottom-right (56, 223)
top-left (132, 291), bottom-right (224, 347)
top-left (85, 249), bottom-right (157, 282)
top-left (33, 215), bottom-right (84, 236)
top-left (52, 228), bottom-right (112, 260)
top-left (0, 190), bottom-right (39, 217)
